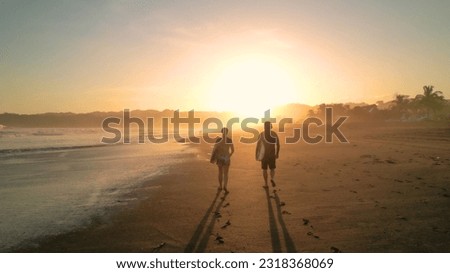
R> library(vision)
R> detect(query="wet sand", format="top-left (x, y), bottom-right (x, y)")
top-left (15, 122), bottom-right (450, 252)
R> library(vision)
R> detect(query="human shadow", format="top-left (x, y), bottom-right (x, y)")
top-left (184, 190), bottom-right (228, 252)
top-left (264, 186), bottom-right (297, 252)
top-left (273, 191), bottom-right (297, 252)
top-left (264, 186), bottom-right (282, 252)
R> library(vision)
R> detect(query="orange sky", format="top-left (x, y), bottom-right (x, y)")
top-left (1, 1), bottom-right (449, 114)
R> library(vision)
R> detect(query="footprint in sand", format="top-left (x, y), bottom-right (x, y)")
top-left (214, 212), bottom-right (222, 218)
top-left (307, 231), bottom-right (320, 239)
top-left (152, 242), bottom-right (166, 252)
top-left (302, 218), bottom-right (310, 225)
top-left (373, 158), bottom-right (383, 164)
top-left (430, 156), bottom-right (441, 161)
top-left (215, 234), bottom-right (225, 244)
top-left (223, 203), bottom-right (230, 208)
top-left (221, 220), bottom-right (231, 229)
top-left (282, 210), bottom-right (291, 215)
top-left (350, 190), bottom-right (358, 194)
top-left (331, 246), bottom-right (342, 253)
top-left (279, 201), bottom-right (286, 207)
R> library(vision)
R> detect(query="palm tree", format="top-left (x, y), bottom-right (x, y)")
top-left (394, 94), bottom-right (409, 106)
top-left (415, 85), bottom-right (445, 119)
top-left (393, 94), bottom-right (410, 118)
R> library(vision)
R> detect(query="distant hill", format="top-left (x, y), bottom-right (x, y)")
top-left (0, 111), bottom-right (123, 128)
top-left (272, 103), bottom-right (313, 121)
top-left (0, 103), bottom-right (318, 128)
top-left (0, 110), bottom-right (237, 128)
top-left (7, 100), bottom-right (440, 128)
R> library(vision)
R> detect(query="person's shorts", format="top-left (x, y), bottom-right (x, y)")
top-left (261, 157), bottom-right (276, 170)
top-left (217, 156), bottom-right (230, 166)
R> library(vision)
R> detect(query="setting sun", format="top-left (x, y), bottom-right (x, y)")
top-left (207, 55), bottom-right (299, 117)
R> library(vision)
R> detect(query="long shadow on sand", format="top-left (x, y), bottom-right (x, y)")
top-left (264, 187), bottom-right (297, 252)
top-left (184, 190), bottom-right (228, 252)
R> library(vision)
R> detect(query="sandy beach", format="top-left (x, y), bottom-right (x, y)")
top-left (15, 122), bottom-right (450, 253)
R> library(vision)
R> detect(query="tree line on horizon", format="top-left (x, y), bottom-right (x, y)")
top-left (0, 85), bottom-right (448, 128)
top-left (309, 85), bottom-right (449, 122)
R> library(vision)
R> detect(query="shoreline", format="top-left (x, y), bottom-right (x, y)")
top-left (11, 123), bottom-right (450, 253)
top-left (11, 143), bottom-right (204, 253)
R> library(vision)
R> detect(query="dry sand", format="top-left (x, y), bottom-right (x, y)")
top-left (16, 122), bottom-right (450, 253)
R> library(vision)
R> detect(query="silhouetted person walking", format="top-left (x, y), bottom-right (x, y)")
top-left (256, 121), bottom-right (280, 188)
top-left (211, 128), bottom-right (234, 193)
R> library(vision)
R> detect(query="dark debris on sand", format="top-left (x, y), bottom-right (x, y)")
top-left (152, 242), bottom-right (166, 252)
top-left (215, 234), bottom-right (224, 244)
top-left (221, 220), bottom-right (231, 229)
top-left (330, 246), bottom-right (342, 253)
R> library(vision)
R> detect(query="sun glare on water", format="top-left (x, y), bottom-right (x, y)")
top-left (207, 56), bottom-right (299, 117)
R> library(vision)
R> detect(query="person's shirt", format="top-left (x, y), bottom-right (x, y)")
top-left (214, 137), bottom-right (233, 158)
top-left (259, 131), bottom-right (280, 159)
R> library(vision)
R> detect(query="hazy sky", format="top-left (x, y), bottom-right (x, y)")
top-left (1, 0), bottom-right (449, 114)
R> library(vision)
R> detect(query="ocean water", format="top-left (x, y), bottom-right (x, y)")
top-left (0, 128), bottom-right (192, 251)
top-left (0, 128), bottom-right (104, 152)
